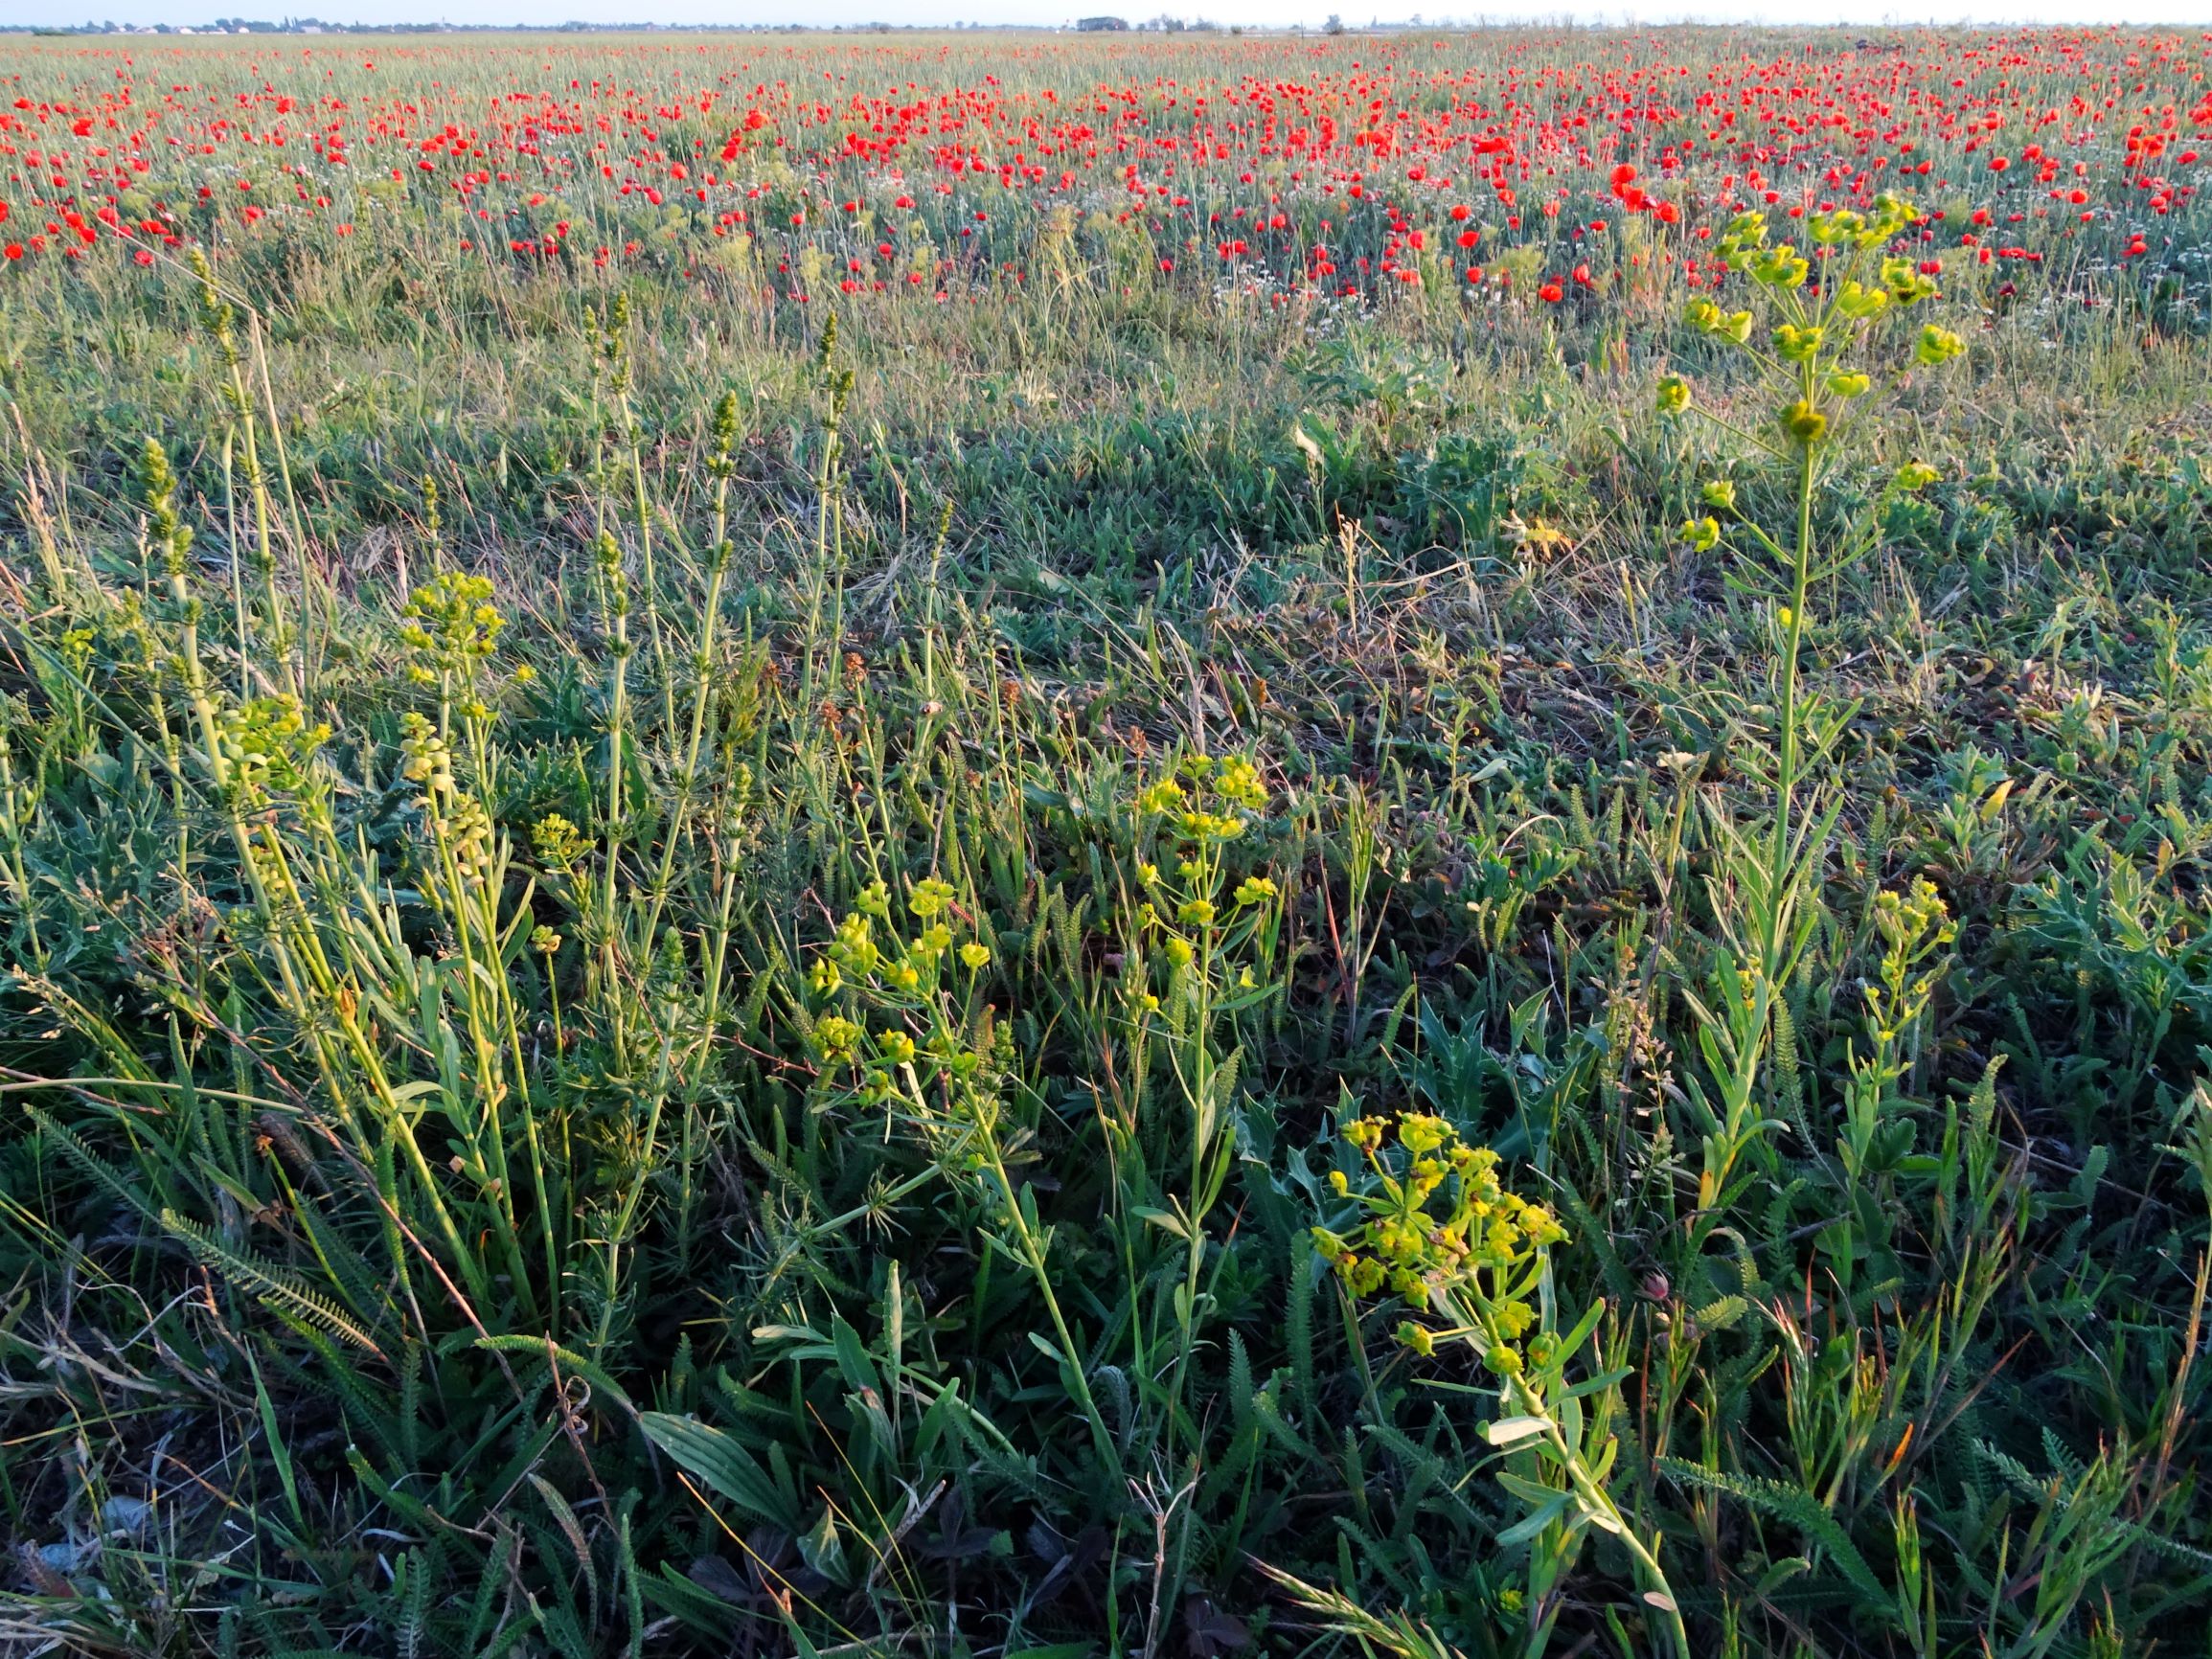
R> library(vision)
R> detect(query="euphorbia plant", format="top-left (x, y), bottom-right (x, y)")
top-left (1654, 193), bottom-right (1965, 1223)
top-left (1314, 1113), bottom-right (1687, 1659)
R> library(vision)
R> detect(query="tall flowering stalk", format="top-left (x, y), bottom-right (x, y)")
top-left (138, 439), bottom-right (513, 1315)
top-left (1655, 193), bottom-right (1964, 1218)
top-left (1121, 754), bottom-right (1284, 1468)
top-left (801, 870), bottom-right (1133, 1471)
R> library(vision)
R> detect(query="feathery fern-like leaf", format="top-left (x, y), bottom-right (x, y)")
top-left (161, 1208), bottom-right (387, 1356)
top-left (1655, 1457), bottom-right (1888, 1609)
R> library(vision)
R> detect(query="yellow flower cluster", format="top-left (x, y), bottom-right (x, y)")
top-left (532, 812), bottom-right (589, 870)
top-left (1135, 754), bottom-right (1269, 845)
top-left (399, 712), bottom-right (457, 797)
top-left (1684, 300), bottom-right (1754, 344)
top-left (399, 711), bottom-right (492, 883)
top-left (1121, 754), bottom-right (1283, 1020)
top-left (1311, 1113), bottom-right (1567, 1373)
top-left (1873, 877), bottom-right (1953, 954)
top-left (805, 875), bottom-right (995, 1096)
top-left (816, 880), bottom-right (981, 1003)
top-left (400, 571), bottom-right (505, 679)
top-left (216, 693), bottom-right (330, 804)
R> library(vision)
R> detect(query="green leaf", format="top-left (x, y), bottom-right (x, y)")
top-left (1557, 1299), bottom-right (1607, 1364)
top-left (1690, 1295), bottom-right (1748, 1332)
top-left (1562, 1365), bottom-right (1634, 1399)
top-left (1484, 1416), bottom-right (1550, 1446)
top-left (1132, 1205), bottom-right (1190, 1240)
top-left (641, 1413), bottom-right (799, 1532)
top-left (1496, 1471), bottom-right (1563, 1505)
top-left (474, 1335), bottom-right (636, 1415)
top-left (1655, 1458), bottom-right (1889, 1612)
top-left (831, 1316), bottom-right (880, 1397)
top-left (1495, 1493), bottom-right (1572, 1548)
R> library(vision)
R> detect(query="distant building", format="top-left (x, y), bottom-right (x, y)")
top-left (1077, 15), bottom-right (1129, 29)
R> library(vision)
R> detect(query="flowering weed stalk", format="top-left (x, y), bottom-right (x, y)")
top-left (806, 869), bottom-right (1129, 1479)
top-left (1656, 193), bottom-right (1964, 1218)
top-left (1315, 1112), bottom-right (1687, 1659)
top-left (1122, 754), bottom-right (1284, 1463)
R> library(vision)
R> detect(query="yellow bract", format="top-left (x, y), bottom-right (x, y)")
top-left (1315, 1112), bottom-right (1567, 1375)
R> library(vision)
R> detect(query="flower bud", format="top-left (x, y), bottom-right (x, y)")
top-left (1779, 398), bottom-right (1828, 445)
top-left (1914, 324), bottom-right (1965, 366)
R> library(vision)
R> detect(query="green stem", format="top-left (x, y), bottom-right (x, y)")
top-left (947, 1077), bottom-right (1125, 1485)
top-left (1767, 429), bottom-right (1817, 971)
top-left (1514, 1376), bottom-right (1690, 1659)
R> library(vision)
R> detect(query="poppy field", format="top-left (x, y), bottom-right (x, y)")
top-left (1, 21), bottom-right (2210, 1658)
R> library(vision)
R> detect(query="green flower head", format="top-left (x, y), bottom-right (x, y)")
top-left (1914, 324), bottom-right (1966, 367)
top-left (1779, 398), bottom-right (1828, 445)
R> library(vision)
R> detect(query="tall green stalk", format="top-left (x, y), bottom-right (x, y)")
top-left (1661, 192), bottom-right (1960, 1214)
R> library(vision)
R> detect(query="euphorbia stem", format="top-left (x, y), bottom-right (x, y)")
top-left (1768, 406), bottom-right (1817, 976)
top-left (942, 1076), bottom-right (1124, 1483)
top-left (1515, 1375), bottom-right (1690, 1659)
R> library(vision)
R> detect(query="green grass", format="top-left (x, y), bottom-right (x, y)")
top-left (3, 28), bottom-right (2212, 1659)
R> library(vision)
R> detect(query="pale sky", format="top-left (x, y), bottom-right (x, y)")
top-left (3, 0), bottom-right (2206, 34)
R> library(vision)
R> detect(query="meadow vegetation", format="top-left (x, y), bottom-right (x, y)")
top-left (1, 24), bottom-right (2210, 1659)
